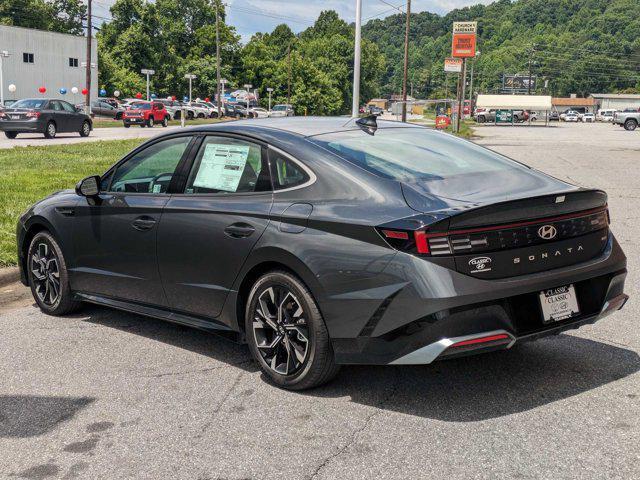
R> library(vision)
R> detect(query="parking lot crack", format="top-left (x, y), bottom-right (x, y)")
top-left (141, 360), bottom-right (252, 379)
top-left (308, 371), bottom-right (400, 480)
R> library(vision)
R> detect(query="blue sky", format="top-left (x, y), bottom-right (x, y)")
top-left (94, 1), bottom-right (493, 42)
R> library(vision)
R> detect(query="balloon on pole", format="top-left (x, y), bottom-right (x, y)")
top-left (59, 88), bottom-right (67, 95)
top-left (100, 88), bottom-right (107, 96)
top-left (38, 86), bottom-right (46, 94)
top-left (8, 84), bottom-right (16, 93)
top-left (71, 87), bottom-right (79, 94)
top-left (135, 92), bottom-right (143, 99)
top-left (113, 90), bottom-right (120, 98)
top-left (81, 88), bottom-right (88, 95)
top-left (151, 93), bottom-right (157, 99)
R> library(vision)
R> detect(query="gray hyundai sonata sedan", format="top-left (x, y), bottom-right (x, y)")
top-left (17, 116), bottom-right (628, 389)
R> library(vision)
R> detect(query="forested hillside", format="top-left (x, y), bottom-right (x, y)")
top-left (363, 0), bottom-right (640, 97)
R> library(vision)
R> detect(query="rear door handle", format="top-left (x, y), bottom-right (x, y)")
top-left (132, 216), bottom-right (157, 231)
top-left (224, 223), bottom-right (255, 238)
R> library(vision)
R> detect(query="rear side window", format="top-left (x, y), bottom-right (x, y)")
top-left (269, 150), bottom-right (309, 191)
top-left (184, 136), bottom-right (271, 194)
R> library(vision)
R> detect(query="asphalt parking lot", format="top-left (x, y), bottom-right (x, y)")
top-left (1, 122), bottom-right (638, 479)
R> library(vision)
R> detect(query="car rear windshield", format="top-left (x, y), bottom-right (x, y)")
top-left (309, 127), bottom-right (524, 182)
top-left (10, 99), bottom-right (47, 110)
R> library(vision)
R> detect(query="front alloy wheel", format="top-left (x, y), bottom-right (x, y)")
top-left (246, 271), bottom-right (340, 390)
top-left (27, 232), bottom-right (80, 315)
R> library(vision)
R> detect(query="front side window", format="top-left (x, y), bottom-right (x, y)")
top-left (109, 136), bottom-right (192, 193)
top-left (185, 136), bottom-right (270, 194)
top-left (61, 101), bottom-right (76, 113)
top-left (51, 101), bottom-right (63, 112)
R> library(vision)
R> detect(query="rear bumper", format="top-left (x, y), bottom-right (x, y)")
top-left (0, 120), bottom-right (43, 132)
top-left (330, 232), bottom-right (628, 365)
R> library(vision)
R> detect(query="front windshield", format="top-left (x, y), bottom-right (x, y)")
top-left (273, 105), bottom-right (287, 111)
top-left (310, 127), bottom-right (523, 183)
top-left (10, 99), bottom-right (47, 110)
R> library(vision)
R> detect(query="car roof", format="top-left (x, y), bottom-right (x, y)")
top-left (189, 116), bottom-right (422, 138)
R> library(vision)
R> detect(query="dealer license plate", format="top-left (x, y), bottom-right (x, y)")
top-left (539, 285), bottom-right (580, 323)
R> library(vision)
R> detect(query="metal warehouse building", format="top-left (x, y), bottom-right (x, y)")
top-left (0, 25), bottom-right (98, 104)
top-left (589, 93), bottom-right (640, 111)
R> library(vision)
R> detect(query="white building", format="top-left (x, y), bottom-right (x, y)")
top-left (0, 25), bottom-right (98, 104)
top-left (589, 93), bottom-right (640, 111)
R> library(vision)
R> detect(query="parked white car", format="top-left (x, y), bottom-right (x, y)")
top-left (250, 107), bottom-right (270, 118)
top-left (596, 109), bottom-right (617, 122)
top-left (270, 104), bottom-right (294, 117)
top-left (560, 110), bottom-right (579, 121)
top-left (565, 112), bottom-right (579, 122)
top-left (581, 113), bottom-right (595, 123)
top-left (187, 102), bottom-right (212, 119)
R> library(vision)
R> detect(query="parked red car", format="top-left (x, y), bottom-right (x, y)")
top-left (122, 101), bottom-right (170, 128)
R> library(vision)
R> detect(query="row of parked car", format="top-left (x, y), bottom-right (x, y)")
top-left (87, 97), bottom-right (295, 122)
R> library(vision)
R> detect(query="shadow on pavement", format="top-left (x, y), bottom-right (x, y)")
top-left (0, 395), bottom-right (94, 438)
top-left (76, 305), bottom-right (638, 422)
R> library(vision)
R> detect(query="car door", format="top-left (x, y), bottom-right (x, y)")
top-left (61, 100), bottom-right (83, 130)
top-left (69, 134), bottom-right (197, 306)
top-left (157, 134), bottom-right (273, 319)
top-left (49, 100), bottom-right (70, 132)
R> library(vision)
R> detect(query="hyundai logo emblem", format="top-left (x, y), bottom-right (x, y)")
top-left (538, 225), bottom-right (557, 240)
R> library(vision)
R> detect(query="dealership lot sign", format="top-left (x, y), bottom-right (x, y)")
top-left (444, 58), bottom-right (463, 73)
top-left (452, 21), bottom-right (477, 58)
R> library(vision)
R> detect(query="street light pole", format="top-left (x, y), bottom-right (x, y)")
top-left (215, 1), bottom-right (222, 119)
top-left (85, 0), bottom-right (92, 114)
top-left (0, 51), bottom-right (9, 105)
top-left (401, 0), bottom-right (412, 122)
top-left (244, 83), bottom-right (252, 114)
top-left (267, 87), bottom-right (273, 112)
top-left (141, 69), bottom-right (155, 101)
top-left (185, 74), bottom-right (197, 102)
top-left (351, 0), bottom-right (362, 118)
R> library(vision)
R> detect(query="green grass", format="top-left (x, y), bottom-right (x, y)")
top-left (92, 117), bottom-right (227, 129)
top-left (0, 139), bottom-right (145, 267)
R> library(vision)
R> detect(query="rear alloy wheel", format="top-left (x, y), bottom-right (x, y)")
top-left (79, 121), bottom-right (91, 137)
top-left (27, 232), bottom-right (81, 315)
top-left (44, 121), bottom-right (57, 139)
top-left (624, 119), bottom-right (637, 131)
top-left (4, 131), bottom-right (17, 139)
top-left (246, 271), bottom-right (339, 390)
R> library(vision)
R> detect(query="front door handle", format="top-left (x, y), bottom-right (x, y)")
top-left (132, 216), bottom-right (157, 231)
top-left (224, 223), bottom-right (255, 238)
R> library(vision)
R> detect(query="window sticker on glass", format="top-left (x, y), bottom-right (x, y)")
top-left (193, 143), bottom-right (250, 192)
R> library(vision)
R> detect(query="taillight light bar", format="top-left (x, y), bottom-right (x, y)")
top-left (450, 333), bottom-right (511, 348)
top-left (26, 111), bottom-right (40, 118)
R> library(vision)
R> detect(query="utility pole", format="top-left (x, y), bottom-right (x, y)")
top-left (527, 44), bottom-right (536, 95)
top-left (85, 0), bottom-right (92, 114)
top-left (0, 51), bottom-right (9, 105)
top-left (351, 0), bottom-right (362, 117)
top-left (287, 44), bottom-right (292, 105)
top-left (401, 0), bottom-right (411, 122)
top-left (215, 1), bottom-right (222, 118)
top-left (468, 51), bottom-right (478, 112)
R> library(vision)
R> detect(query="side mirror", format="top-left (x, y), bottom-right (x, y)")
top-left (76, 175), bottom-right (101, 197)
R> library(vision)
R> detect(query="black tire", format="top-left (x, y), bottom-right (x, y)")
top-left (162, 116), bottom-right (169, 127)
top-left (187, 111), bottom-right (194, 120)
top-left (245, 270), bottom-right (340, 390)
top-left (44, 121), bottom-right (57, 139)
top-left (79, 121), bottom-right (91, 137)
top-left (477, 116), bottom-right (485, 124)
top-left (197, 113), bottom-right (205, 119)
top-left (147, 117), bottom-right (154, 128)
top-left (624, 119), bottom-right (637, 131)
top-left (4, 131), bottom-right (17, 139)
top-left (27, 231), bottom-right (81, 316)
top-left (124, 123), bottom-right (130, 128)
top-left (174, 110), bottom-right (181, 120)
